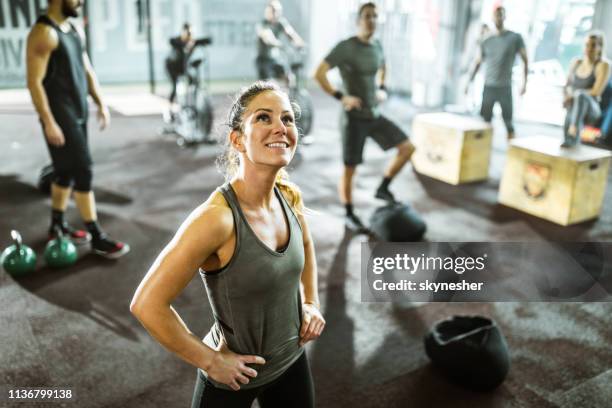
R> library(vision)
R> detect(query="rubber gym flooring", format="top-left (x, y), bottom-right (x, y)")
top-left (1, 88), bottom-right (611, 407)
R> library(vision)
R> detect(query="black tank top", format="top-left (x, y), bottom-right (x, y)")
top-left (37, 15), bottom-right (89, 124)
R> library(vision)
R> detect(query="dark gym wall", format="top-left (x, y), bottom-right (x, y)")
top-left (89, 0), bottom-right (309, 84)
top-left (0, 0), bottom-right (309, 88)
top-left (1, 0), bottom-right (609, 90)
top-left (88, 0), bottom-right (203, 84)
top-left (308, 0), bottom-right (471, 105)
top-left (201, 0), bottom-right (309, 84)
top-left (593, 0), bottom-right (612, 60)
top-left (0, 0), bottom-right (46, 88)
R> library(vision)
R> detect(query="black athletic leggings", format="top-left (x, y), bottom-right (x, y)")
top-left (166, 59), bottom-right (181, 103)
top-left (191, 352), bottom-right (314, 408)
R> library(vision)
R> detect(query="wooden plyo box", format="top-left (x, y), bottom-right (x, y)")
top-left (498, 136), bottom-right (612, 226)
top-left (411, 113), bottom-right (493, 185)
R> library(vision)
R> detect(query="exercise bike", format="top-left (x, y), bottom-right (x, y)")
top-left (266, 46), bottom-right (314, 143)
top-left (163, 38), bottom-right (215, 147)
top-left (285, 48), bottom-right (314, 141)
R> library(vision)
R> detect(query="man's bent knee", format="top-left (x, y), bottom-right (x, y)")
top-left (343, 165), bottom-right (357, 175)
top-left (573, 89), bottom-right (590, 99)
top-left (73, 167), bottom-right (93, 192)
top-left (53, 169), bottom-right (73, 188)
top-left (397, 141), bottom-right (415, 158)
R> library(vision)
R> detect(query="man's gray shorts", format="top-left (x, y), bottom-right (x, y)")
top-left (480, 85), bottom-right (514, 133)
top-left (340, 113), bottom-right (409, 166)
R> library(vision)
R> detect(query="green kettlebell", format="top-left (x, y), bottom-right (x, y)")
top-left (1, 230), bottom-right (38, 276)
top-left (44, 226), bottom-right (78, 269)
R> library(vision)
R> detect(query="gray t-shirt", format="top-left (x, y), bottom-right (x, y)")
top-left (481, 30), bottom-right (525, 87)
top-left (325, 36), bottom-right (385, 119)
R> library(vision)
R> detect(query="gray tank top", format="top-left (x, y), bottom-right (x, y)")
top-left (571, 60), bottom-right (598, 90)
top-left (199, 182), bottom-right (305, 390)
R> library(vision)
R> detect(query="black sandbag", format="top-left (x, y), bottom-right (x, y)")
top-left (424, 315), bottom-right (510, 391)
top-left (369, 202), bottom-right (426, 241)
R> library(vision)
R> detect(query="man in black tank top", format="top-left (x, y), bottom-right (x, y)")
top-left (26, 0), bottom-right (129, 259)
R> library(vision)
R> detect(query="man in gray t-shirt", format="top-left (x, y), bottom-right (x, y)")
top-left (315, 2), bottom-right (415, 233)
top-left (467, 6), bottom-right (528, 140)
top-left (324, 35), bottom-right (385, 120)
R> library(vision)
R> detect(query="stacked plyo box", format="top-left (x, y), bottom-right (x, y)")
top-left (411, 112), bottom-right (493, 185)
top-left (498, 136), bottom-right (612, 226)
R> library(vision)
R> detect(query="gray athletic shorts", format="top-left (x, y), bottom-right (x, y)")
top-left (340, 113), bottom-right (409, 166)
top-left (480, 85), bottom-right (514, 133)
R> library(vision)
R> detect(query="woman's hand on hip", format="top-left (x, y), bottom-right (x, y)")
top-left (299, 303), bottom-right (325, 347)
top-left (207, 341), bottom-right (266, 391)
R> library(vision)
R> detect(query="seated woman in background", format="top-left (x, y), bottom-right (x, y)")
top-left (562, 31), bottom-right (611, 148)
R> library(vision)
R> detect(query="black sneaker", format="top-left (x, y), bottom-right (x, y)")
top-left (375, 186), bottom-right (397, 203)
top-left (49, 223), bottom-right (92, 245)
top-left (345, 213), bottom-right (369, 234)
top-left (91, 234), bottom-right (130, 259)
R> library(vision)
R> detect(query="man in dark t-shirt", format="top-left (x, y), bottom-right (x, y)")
top-left (26, 0), bottom-right (129, 258)
top-left (314, 2), bottom-right (415, 233)
top-left (165, 23), bottom-right (212, 105)
top-left (466, 6), bottom-right (528, 140)
top-left (256, 0), bottom-right (305, 81)
top-left (166, 23), bottom-right (195, 104)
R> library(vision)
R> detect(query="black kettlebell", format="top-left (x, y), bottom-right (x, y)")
top-left (424, 315), bottom-right (510, 391)
top-left (370, 202), bottom-right (427, 242)
top-left (1, 230), bottom-right (37, 276)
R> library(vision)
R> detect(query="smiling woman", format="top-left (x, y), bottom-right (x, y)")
top-left (219, 81), bottom-right (305, 213)
top-left (130, 81), bottom-right (324, 408)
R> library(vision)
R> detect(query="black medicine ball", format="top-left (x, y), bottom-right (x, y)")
top-left (424, 315), bottom-right (510, 391)
top-left (369, 203), bottom-right (426, 242)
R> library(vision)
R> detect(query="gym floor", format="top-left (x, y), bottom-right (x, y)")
top-left (1, 88), bottom-right (611, 407)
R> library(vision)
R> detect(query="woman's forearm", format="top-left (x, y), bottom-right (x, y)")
top-left (589, 64), bottom-right (611, 97)
top-left (301, 277), bottom-right (319, 306)
top-left (133, 304), bottom-right (216, 371)
top-left (300, 244), bottom-right (320, 307)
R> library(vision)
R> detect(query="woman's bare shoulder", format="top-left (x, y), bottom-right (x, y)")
top-left (180, 190), bottom-right (234, 242)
